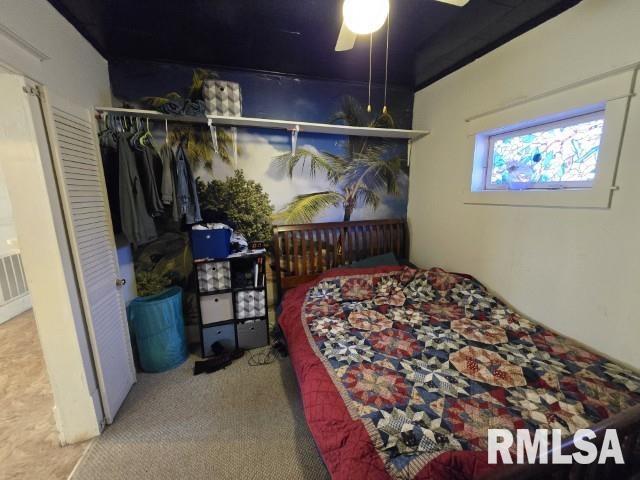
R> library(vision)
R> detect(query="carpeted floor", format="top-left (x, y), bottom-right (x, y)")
top-left (71, 351), bottom-right (329, 480)
top-left (0, 310), bottom-right (88, 480)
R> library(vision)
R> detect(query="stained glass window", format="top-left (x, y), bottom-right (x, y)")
top-left (486, 111), bottom-right (605, 190)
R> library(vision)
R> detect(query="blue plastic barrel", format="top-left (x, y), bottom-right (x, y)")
top-left (127, 287), bottom-right (188, 373)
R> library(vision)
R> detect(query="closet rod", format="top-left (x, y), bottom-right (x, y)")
top-left (95, 107), bottom-right (207, 125)
top-left (94, 106), bottom-right (430, 141)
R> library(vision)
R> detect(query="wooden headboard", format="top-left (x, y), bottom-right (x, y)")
top-left (272, 219), bottom-right (407, 300)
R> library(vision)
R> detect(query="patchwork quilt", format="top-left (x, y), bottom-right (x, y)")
top-left (278, 266), bottom-right (640, 480)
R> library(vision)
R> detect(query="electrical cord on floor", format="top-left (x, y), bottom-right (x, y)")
top-left (247, 338), bottom-right (289, 366)
top-left (247, 345), bottom-right (279, 366)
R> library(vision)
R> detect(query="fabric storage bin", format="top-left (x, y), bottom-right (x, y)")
top-left (200, 293), bottom-right (234, 325)
top-left (202, 323), bottom-right (236, 357)
top-left (197, 261), bottom-right (231, 292)
top-left (235, 290), bottom-right (266, 319)
top-left (237, 319), bottom-right (268, 350)
top-left (202, 80), bottom-right (242, 116)
top-left (191, 229), bottom-right (231, 260)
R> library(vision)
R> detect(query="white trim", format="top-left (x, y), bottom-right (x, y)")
top-left (464, 60), bottom-right (640, 123)
top-left (463, 68), bottom-right (636, 209)
top-left (0, 22), bottom-right (50, 62)
top-left (0, 294), bottom-right (31, 325)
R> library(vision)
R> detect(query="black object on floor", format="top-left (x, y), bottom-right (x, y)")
top-left (272, 338), bottom-right (288, 358)
top-left (193, 355), bottom-right (232, 375)
top-left (272, 323), bottom-right (288, 357)
top-left (210, 341), bottom-right (226, 356)
top-left (193, 342), bottom-right (245, 375)
top-left (211, 341), bottom-right (244, 360)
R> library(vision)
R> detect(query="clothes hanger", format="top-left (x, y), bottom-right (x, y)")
top-left (139, 117), bottom-right (153, 147)
top-left (97, 113), bottom-right (109, 135)
top-left (131, 117), bottom-right (147, 150)
top-left (128, 117), bottom-right (138, 147)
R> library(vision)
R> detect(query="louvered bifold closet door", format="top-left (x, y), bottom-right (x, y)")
top-left (40, 91), bottom-right (135, 424)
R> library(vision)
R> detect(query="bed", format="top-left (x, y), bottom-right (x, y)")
top-left (272, 219), bottom-right (640, 480)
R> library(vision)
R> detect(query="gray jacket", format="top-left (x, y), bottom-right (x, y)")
top-left (174, 142), bottom-right (202, 225)
top-left (118, 134), bottom-right (157, 247)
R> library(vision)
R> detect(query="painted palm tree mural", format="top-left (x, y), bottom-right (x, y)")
top-left (272, 96), bottom-right (408, 223)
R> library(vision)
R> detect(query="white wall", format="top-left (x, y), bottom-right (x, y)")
top-left (0, 0), bottom-right (114, 442)
top-left (409, 0), bottom-right (640, 369)
top-left (0, 0), bottom-right (111, 105)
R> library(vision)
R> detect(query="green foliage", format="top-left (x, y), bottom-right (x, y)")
top-left (134, 232), bottom-right (193, 296)
top-left (272, 191), bottom-right (344, 224)
top-left (136, 271), bottom-right (171, 297)
top-left (273, 95), bottom-right (406, 223)
top-left (188, 68), bottom-right (218, 101)
top-left (167, 125), bottom-right (237, 169)
top-left (139, 68), bottom-right (236, 167)
top-left (197, 170), bottom-right (274, 242)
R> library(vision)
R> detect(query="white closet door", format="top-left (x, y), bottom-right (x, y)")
top-left (40, 90), bottom-right (135, 424)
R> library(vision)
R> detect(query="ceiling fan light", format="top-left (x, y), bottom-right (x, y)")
top-left (343, 0), bottom-right (390, 35)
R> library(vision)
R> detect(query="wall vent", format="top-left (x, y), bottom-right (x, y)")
top-left (0, 252), bottom-right (28, 305)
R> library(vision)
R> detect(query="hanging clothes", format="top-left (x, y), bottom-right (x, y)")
top-left (159, 143), bottom-right (179, 221)
top-left (99, 131), bottom-right (122, 234)
top-left (135, 144), bottom-right (164, 217)
top-left (118, 134), bottom-right (157, 247)
top-left (174, 141), bottom-right (202, 225)
top-left (160, 144), bottom-right (174, 205)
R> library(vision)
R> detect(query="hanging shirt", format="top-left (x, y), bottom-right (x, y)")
top-left (118, 134), bottom-right (157, 247)
top-left (159, 143), bottom-right (180, 222)
top-left (135, 145), bottom-right (164, 217)
top-left (99, 132), bottom-right (121, 234)
top-left (160, 144), bottom-right (175, 205)
top-left (174, 142), bottom-right (202, 225)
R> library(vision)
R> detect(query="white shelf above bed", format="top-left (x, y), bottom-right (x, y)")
top-left (94, 106), bottom-right (430, 140)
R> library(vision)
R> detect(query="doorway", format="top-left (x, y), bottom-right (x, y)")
top-left (0, 126), bottom-right (87, 478)
top-left (0, 72), bottom-right (135, 478)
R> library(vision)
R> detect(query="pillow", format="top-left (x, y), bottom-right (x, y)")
top-left (346, 252), bottom-right (400, 268)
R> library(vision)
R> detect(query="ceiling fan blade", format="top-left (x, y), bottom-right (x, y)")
top-left (433, 0), bottom-right (470, 6)
top-left (335, 21), bottom-right (357, 51)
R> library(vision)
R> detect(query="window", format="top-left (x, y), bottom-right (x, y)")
top-left (465, 69), bottom-right (632, 208)
top-left (484, 111), bottom-right (605, 190)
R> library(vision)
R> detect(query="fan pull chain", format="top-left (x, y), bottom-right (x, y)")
top-left (383, 6), bottom-right (390, 115)
top-left (367, 33), bottom-right (373, 113)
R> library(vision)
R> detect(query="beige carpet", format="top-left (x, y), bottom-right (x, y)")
top-left (0, 310), bottom-right (88, 480)
top-left (71, 352), bottom-right (329, 480)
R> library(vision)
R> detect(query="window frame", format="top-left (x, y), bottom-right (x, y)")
top-left (484, 110), bottom-right (605, 191)
top-left (464, 68), bottom-right (634, 209)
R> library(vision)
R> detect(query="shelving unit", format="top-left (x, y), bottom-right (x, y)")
top-left (194, 252), bottom-right (269, 357)
top-left (94, 106), bottom-right (430, 141)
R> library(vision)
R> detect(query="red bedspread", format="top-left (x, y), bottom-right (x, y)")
top-left (278, 266), bottom-right (640, 480)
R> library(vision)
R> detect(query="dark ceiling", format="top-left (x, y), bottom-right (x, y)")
top-left (48, 0), bottom-right (581, 90)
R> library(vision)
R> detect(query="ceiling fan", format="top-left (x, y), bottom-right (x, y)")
top-left (335, 0), bottom-right (470, 52)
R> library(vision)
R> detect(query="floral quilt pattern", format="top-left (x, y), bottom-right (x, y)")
top-left (301, 267), bottom-right (640, 478)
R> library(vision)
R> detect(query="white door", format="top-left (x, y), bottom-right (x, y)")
top-left (38, 87), bottom-right (136, 423)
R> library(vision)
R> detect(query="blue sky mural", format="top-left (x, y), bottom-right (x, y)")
top-left (109, 59), bottom-right (413, 225)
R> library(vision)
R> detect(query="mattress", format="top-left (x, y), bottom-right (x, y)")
top-left (278, 265), bottom-right (640, 480)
